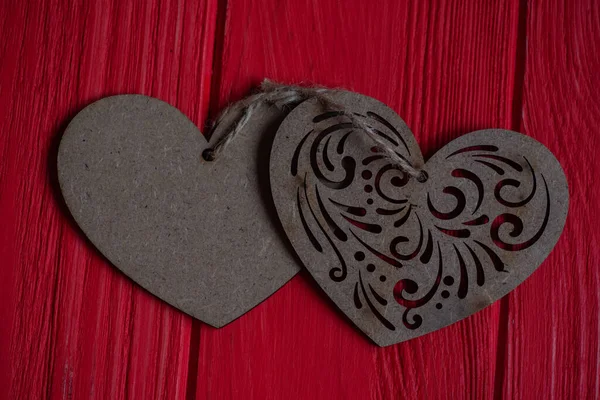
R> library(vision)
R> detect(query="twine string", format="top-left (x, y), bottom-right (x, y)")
top-left (204, 79), bottom-right (426, 181)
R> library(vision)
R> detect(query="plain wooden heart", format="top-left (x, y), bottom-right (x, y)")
top-left (270, 90), bottom-right (568, 346)
top-left (58, 95), bottom-right (300, 327)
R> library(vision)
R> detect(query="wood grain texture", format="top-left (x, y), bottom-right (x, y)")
top-left (500, 0), bottom-right (600, 398)
top-left (197, 1), bottom-right (520, 399)
top-left (0, 0), bottom-right (598, 399)
top-left (0, 0), bottom-right (217, 398)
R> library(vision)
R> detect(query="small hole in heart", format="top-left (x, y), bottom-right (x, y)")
top-left (416, 170), bottom-right (428, 183)
top-left (202, 148), bottom-right (215, 161)
top-left (443, 276), bottom-right (454, 286)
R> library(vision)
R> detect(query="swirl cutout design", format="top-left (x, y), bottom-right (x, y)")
top-left (270, 91), bottom-right (568, 346)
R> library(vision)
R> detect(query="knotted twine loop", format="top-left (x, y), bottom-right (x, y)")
top-left (204, 79), bottom-right (427, 182)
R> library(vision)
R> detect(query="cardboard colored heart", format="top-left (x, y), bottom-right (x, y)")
top-left (58, 95), bottom-right (300, 327)
top-left (270, 90), bottom-right (568, 346)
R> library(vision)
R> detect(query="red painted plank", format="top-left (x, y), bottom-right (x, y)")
top-left (0, 0), bottom-right (218, 398)
top-left (196, 1), bottom-right (521, 399)
top-left (3, 0), bottom-right (596, 398)
top-left (500, 1), bottom-right (600, 398)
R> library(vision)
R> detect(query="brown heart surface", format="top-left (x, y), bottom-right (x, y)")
top-left (58, 95), bottom-right (300, 327)
top-left (269, 90), bottom-right (568, 346)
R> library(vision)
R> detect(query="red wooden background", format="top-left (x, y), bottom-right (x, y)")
top-left (1, 0), bottom-right (598, 398)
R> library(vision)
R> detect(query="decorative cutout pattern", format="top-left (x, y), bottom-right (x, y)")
top-left (270, 91), bottom-right (568, 346)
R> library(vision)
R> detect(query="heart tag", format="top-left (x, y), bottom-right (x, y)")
top-left (58, 95), bottom-right (299, 327)
top-left (270, 90), bottom-right (568, 346)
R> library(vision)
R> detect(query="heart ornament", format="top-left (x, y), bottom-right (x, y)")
top-left (270, 90), bottom-right (568, 346)
top-left (58, 95), bottom-right (299, 327)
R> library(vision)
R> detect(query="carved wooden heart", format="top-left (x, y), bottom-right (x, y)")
top-left (58, 95), bottom-right (299, 327)
top-left (270, 91), bottom-right (568, 346)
